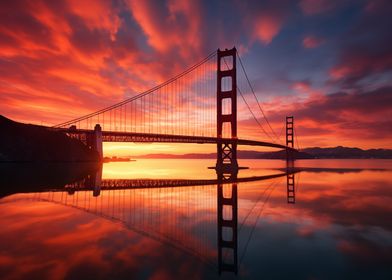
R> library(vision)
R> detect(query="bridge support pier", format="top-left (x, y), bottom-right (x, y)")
top-left (83, 165), bottom-right (102, 197)
top-left (86, 124), bottom-right (103, 160)
top-left (216, 48), bottom-right (238, 174)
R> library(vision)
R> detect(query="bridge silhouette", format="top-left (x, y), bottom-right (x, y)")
top-left (25, 46), bottom-right (303, 276)
top-left (1, 167), bottom-right (298, 275)
top-left (51, 47), bottom-right (299, 173)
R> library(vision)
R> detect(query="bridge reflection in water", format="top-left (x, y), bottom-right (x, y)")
top-left (4, 167), bottom-right (298, 276)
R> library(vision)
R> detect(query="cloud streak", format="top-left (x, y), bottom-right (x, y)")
top-left (0, 0), bottom-right (391, 149)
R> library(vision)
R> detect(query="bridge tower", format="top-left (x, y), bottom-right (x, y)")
top-left (286, 116), bottom-right (294, 149)
top-left (286, 116), bottom-right (295, 163)
top-left (216, 48), bottom-right (238, 174)
top-left (86, 124), bottom-right (103, 160)
top-left (286, 116), bottom-right (295, 200)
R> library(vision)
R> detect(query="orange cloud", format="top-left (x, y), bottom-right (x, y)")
top-left (126, 0), bottom-right (203, 59)
top-left (67, 0), bottom-right (121, 41)
top-left (253, 15), bottom-right (283, 45)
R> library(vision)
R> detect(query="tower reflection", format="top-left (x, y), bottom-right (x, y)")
top-left (217, 171), bottom-right (238, 274)
top-left (287, 172), bottom-right (295, 204)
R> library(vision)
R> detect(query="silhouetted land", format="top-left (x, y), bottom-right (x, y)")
top-left (0, 162), bottom-right (100, 197)
top-left (135, 147), bottom-right (392, 159)
top-left (0, 115), bottom-right (99, 162)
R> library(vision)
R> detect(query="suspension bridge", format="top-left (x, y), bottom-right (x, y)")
top-left (51, 47), bottom-right (299, 173)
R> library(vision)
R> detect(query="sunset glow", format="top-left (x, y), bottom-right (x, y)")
top-left (1, 0), bottom-right (391, 156)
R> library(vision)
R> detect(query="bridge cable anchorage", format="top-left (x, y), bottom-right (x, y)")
top-left (236, 50), bottom-right (281, 143)
top-left (53, 50), bottom-right (217, 128)
top-left (221, 57), bottom-right (276, 143)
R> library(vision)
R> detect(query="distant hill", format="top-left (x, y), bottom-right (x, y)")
top-left (134, 146), bottom-right (392, 159)
top-left (302, 146), bottom-right (392, 159)
top-left (0, 115), bottom-right (99, 162)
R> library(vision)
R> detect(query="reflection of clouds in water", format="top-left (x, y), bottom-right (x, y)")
top-left (0, 199), bottom-right (216, 279)
top-left (102, 159), bottom-right (217, 179)
top-left (1, 161), bottom-right (391, 279)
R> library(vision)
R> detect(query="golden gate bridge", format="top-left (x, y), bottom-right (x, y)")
top-left (19, 46), bottom-right (303, 275)
top-left (51, 47), bottom-right (299, 173)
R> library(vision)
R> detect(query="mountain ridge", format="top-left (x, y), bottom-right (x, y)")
top-left (131, 146), bottom-right (392, 159)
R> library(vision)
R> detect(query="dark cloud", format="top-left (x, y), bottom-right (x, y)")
top-left (330, 0), bottom-right (392, 87)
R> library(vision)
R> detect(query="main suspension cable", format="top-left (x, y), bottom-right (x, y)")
top-left (54, 51), bottom-right (217, 128)
top-left (222, 57), bottom-right (276, 143)
top-left (236, 50), bottom-right (281, 143)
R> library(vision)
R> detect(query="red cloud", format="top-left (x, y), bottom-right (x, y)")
top-left (328, 0), bottom-right (392, 86)
top-left (126, 0), bottom-right (203, 58)
top-left (292, 81), bottom-right (311, 92)
top-left (238, 86), bottom-right (392, 148)
top-left (329, 49), bottom-right (392, 82)
top-left (299, 0), bottom-right (336, 15)
top-left (0, 0), bottom-right (214, 127)
top-left (302, 36), bottom-right (324, 48)
top-left (253, 15), bottom-right (283, 45)
top-left (291, 81), bottom-right (324, 99)
top-left (67, 0), bottom-right (121, 41)
top-left (247, 1), bottom-right (291, 46)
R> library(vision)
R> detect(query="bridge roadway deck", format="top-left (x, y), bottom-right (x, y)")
top-left (62, 170), bottom-right (300, 193)
top-left (56, 128), bottom-right (296, 151)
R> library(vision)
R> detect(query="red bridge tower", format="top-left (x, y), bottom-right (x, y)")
top-left (216, 48), bottom-right (238, 174)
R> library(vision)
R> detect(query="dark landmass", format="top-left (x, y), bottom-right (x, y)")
top-left (302, 146), bottom-right (392, 159)
top-left (134, 146), bottom-right (392, 159)
top-left (0, 115), bottom-right (99, 162)
top-left (0, 162), bottom-right (101, 198)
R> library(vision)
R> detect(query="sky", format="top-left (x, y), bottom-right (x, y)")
top-left (1, 0), bottom-right (391, 155)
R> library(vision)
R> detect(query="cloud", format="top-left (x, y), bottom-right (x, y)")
top-left (329, 0), bottom-right (392, 87)
top-left (0, 0), bottom-right (390, 149)
top-left (66, 0), bottom-right (121, 41)
top-left (246, 1), bottom-right (292, 45)
top-left (0, 0), bottom-right (207, 126)
top-left (253, 15), bottom-right (284, 45)
top-left (302, 35), bottom-right (324, 48)
top-left (0, 195), bottom-right (215, 279)
top-left (299, 0), bottom-right (337, 15)
top-left (240, 85), bottom-right (392, 148)
top-left (126, 0), bottom-right (203, 58)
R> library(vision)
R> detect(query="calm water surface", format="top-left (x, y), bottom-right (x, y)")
top-left (0, 159), bottom-right (391, 279)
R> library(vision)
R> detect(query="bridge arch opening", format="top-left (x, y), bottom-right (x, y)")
top-left (222, 98), bottom-right (232, 115)
top-left (221, 76), bottom-right (233, 92)
top-left (221, 55), bottom-right (233, 70)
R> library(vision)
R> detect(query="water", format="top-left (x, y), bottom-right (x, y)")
top-left (0, 159), bottom-right (391, 279)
